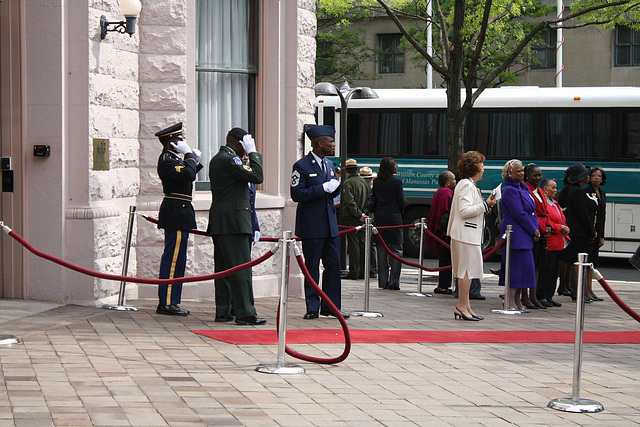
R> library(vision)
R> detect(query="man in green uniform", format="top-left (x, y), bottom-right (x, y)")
top-left (207, 127), bottom-right (266, 325)
top-left (341, 159), bottom-right (372, 280)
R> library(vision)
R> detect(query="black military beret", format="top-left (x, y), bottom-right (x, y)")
top-left (228, 127), bottom-right (248, 141)
top-left (155, 122), bottom-right (183, 139)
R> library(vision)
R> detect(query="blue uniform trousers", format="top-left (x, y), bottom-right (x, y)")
top-left (158, 230), bottom-right (189, 306)
top-left (302, 236), bottom-right (341, 313)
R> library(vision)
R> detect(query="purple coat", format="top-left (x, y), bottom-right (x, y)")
top-left (499, 177), bottom-right (539, 250)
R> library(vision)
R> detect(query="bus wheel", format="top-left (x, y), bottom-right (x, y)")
top-left (483, 213), bottom-right (500, 261)
top-left (402, 207), bottom-right (433, 259)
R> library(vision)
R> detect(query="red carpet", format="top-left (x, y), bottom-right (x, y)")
top-left (191, 329), bottom-right (640, 345)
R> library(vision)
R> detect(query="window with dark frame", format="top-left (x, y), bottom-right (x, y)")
top-left (378, 34), bottom-right (405, 74)
top-left (531, 29), bottom-right (557, 70)
top-left (615, 25), bottom-right (640, 67)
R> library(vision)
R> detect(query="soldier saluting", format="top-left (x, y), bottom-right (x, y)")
top-left (155, 122), bottom-right (202, 316)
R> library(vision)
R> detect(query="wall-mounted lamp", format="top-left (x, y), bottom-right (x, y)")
top-left (100, 0), bottom-right (142, 40)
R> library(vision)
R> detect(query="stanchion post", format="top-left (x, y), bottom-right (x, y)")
top-left (104, 206), bottom-right (138, 311)
top-left (351, 218), bottom-right (383, 318)
top-left (491, 225), bottom-right (520, 315)
top-left (548, 252), bottom-right (604, 413)
top-left (256, 231), bottom-right (305, 374)
top-left (407, 219), bottom-right (432, 297)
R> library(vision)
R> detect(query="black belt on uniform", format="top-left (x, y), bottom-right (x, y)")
top-left (164, 193), bottom-right (192, 202)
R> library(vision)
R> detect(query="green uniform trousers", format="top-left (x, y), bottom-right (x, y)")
top-left (212, 234), bottom-right (256, 319)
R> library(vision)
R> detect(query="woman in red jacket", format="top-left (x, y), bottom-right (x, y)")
top-left (537, 178), bottom-right (570, 306)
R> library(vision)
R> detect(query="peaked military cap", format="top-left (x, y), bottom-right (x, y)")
top-left (228, 127), bottom-right (248, 141)
top-left (305, 125), bottom-right (335, 140)
top-left (155, 122), bottom-right (183, 139)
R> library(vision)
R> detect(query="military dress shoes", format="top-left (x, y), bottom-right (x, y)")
top-left (469, 294), bottom-right (486, 300)
top-left (320, 310), bottom-right (351, 319)
top-left (303, 311), bottom-right (319, 319)
top-left (156, 304), bottom-right (190, 316)
top-left (433, 287), bottom-right (453, 295)
top-left (215, 315), bottom-right (234, 322)
top-left (235, 315), bottom-right (267, 325)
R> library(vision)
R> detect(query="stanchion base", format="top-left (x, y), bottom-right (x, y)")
top-left (0, 335), bottom-right (20, 345)
top-left (256, 363), bottom-right (305, 375)
top-left (350, 311), bottom-right (383, 318)
top-left (548, 397), bottom-right (604, 413)
top-left (103, 305), bottom-right (138, 311)
top-left (490, 308), bottom-right (522, 315)
top-left (406, 292), bottom-right (433, 297)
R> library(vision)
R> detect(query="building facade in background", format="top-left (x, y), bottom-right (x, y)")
top-left (0, 1), bottom-right (315, 305)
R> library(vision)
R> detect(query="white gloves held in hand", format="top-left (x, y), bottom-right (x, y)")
top-left (241, 134), bottom-right (256, 154)
top-left (322, 179), bottom-right (340, 193)
top-left (253, 231), bottom-right (260, 245)
top-left (170, 140), bottom-right (192, 154)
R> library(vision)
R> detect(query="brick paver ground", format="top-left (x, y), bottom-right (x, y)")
top-left (0, 268), bottom-right (638, 426)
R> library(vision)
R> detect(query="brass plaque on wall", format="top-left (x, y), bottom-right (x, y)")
top-left (92, 138), bottom-right (109, 171)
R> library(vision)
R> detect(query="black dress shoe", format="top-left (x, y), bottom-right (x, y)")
top-left (540, 300), bottom-right (553, 308)
top-left (320, 310), bottom-right (350, 319)
top-left (215, 315), bottom-right (234, 322)
top-left (303, 311), bottom-right (319, 319)
top-left (469, 294), bottom-right (486, 300)
top-left (433, 287), bottom-right (453, 295)
top-left (235, 315), bottom-right (267, 325)
top-left (156, 304), bottom-right (190, 316)
top-left (549, 299), bottom-right (562, 307)
top-left (489, 268), bottom-right (501, 275)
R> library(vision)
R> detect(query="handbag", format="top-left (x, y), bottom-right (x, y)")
top-left (438, 209), bottom-right (450, 234)
top-left (363, 193), bottom-right (376, 215)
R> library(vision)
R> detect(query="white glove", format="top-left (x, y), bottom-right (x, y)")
top-left (192, 148), bottom-right (202, 164)
top-left (170, 140), bottom-right (192, 154)
top-left (241, 134), bottom-right (256, 154)
top-left (322, 179), bottom-right (340, 193)
top-left (253, 231), bottom-right (260, 245)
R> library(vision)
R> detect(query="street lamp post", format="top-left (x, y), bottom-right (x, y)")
top-left (313, 82), bottom-right (378, 269)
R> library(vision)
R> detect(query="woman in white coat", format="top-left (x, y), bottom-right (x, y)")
top-left (447, 151), bottom-right (497, 321)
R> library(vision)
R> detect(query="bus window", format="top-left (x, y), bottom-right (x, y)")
top-left (466, 111), bottom-right (536, 158)
top-left (620, 112), bottom-right (640, 159)
top-left (544, 112), bottom-right (610, 159)
top-left (411, 112), bottom-right (447, 156)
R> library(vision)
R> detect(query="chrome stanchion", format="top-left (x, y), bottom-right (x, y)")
top-left (351, 218), bottom-right (383, 318)
top-left (256, 231), bottom-right (305, 374)
top-left (491, 226), bottom-right (520, 315)
top-left (104, 206), bottom-right (138, 311)
top-left (548, 252), bottom-right (604, 413)
top-left (407, 219), bottom-right (432, 297)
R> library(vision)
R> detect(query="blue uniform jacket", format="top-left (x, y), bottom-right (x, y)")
top-left (290, 152), bottom-right (340, 239)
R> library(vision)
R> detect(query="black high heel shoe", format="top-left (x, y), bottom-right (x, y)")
top-left (454, 309), bottom-right (480, 321)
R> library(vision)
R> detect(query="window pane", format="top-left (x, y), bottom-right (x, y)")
top-left (617, 46), bottom-right (631, 66)
top-left (544, 112), bottom-right (610, 158)
top-left (617, 26), bottom-right (631, 44)
top-left (634, 45), bottom-right (640, 66)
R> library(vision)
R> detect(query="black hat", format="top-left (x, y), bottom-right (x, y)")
top-left (305, 125), bottom-right (335, 140)
top-left (228, 127), bottom-right (248, 141)
top-left (155, 122), bottom-right (183, 139)
top-left (566, 163), bottom-right (591, 184)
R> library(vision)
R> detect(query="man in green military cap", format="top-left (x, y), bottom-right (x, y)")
top-left (207, 127), bottom-right (266, 325)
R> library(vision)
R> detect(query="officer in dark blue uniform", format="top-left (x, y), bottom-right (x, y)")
top-left (291, 125), bottom-right (348, 319)
top-left (155, 122), bottom-right (203, 316)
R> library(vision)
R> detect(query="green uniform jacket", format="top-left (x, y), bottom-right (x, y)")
top-left (341, 174), bottom-right (371, 226)
top-left (207, 146), bottom-right (263, 235)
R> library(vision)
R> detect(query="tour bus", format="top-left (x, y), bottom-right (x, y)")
top-left (314, 86), bottom-right (640, 258)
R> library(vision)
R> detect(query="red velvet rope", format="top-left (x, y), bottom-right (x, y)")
top-left (6, 228), bottom-right (276, 285)
top-left (285, 253), bottom-right (351, 364)
top-left (595, 272), bottom-right (640, 323)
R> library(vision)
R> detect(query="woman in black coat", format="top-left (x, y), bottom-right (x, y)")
top-left (372, 157), bottom-right (406, 290)
top-left (584, 165), bottom-right (606, 301)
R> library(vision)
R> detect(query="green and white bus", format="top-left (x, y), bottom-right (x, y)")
top-left (315, 86), bottom-right (640, 258)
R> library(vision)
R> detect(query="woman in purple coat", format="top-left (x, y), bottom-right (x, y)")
top-left (498, 160), bottom-right (541, 312)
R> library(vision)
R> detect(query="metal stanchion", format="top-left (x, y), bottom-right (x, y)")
top-left (407, 219), bottom-right (432, 297)
top-left (491, 225), bottom-right (520, 315)
top-left (351, 218), bottom-right (383, 318)
top-left (104, 206), bottom-right (138, 311)
top-left (256, 231), bottom-right (305, 374)
top-left (548, 252), bottom-right (604, 413)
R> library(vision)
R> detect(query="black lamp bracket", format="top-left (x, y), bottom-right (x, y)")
top-left (100, 15), bottom-right (137, 39)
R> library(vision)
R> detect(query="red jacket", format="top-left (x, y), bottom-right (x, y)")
top-left (525, 182), bottom-right (550, 234)
top-left (546, 197), bottom-right (569, 251)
